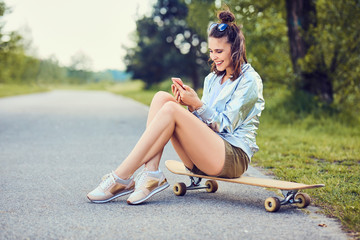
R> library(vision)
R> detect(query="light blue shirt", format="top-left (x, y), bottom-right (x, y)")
top-left (207, 75), bottom-right (230, 107)
top-left (192, 63), bottom-right (265, 161)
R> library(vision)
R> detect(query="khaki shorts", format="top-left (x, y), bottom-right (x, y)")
top-left (190, 139), bottom-right (249, 179)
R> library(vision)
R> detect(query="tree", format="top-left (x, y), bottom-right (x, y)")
top-left (67, 51), bottom-right (93, 84)
top-left (36, 55), bottom-right (66, 84)
top-left (287, 0), bottom-right (360, 106)
top-left (124, 0), bottom-right (209, 90)
top-left (286, 0), bottom-right (333, 103)
top-left (0, 1), bottom-right (40, 84)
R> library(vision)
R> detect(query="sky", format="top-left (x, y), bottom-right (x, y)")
top-left (3, 0), bottom-right (154, 71)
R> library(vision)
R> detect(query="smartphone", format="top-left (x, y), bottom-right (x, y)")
top-left (172, 77), bottom-right (185, 89)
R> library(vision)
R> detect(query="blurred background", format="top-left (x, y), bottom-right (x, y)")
top-left (1, 0), bottom-right (360, 235)
top-left (1, 0), bottom-right (359, 111)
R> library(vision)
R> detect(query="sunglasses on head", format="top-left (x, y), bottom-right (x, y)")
top-left (209, 23), bottom-right (229, 32)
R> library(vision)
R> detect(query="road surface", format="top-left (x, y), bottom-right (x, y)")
top-left (0, 90), bottom-right (348, 239)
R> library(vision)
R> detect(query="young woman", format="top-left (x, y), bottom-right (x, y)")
top-left (87, 9), bottom-right (265, 205)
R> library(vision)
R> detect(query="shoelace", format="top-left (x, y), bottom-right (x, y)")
top-left (99, 173), bottom-right (116, 190)
top-left (134, 169), bottom-right (149, 188)
top-left (134, 168), bottom-right (145, 182)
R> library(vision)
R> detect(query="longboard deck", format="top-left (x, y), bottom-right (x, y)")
top-left (165, 160), bottom-right (324, 191)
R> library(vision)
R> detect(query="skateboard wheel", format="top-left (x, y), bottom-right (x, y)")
top-left (295, 193), bottom-right (311, 208)
top-left (173, 182), bottom-right (187, 196)
top-left (264, 197), bottom-right (281, 212)
top-left (205, 180), bottom-right (218, 193)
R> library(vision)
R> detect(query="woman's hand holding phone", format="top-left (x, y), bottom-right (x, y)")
top-left (171, 77), bottom-right (185, 104)
top-left (172, 78), bottom-right (185, 89)
top-left (171, 77), bottom-right (202, 111)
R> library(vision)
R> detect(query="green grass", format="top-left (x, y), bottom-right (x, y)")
top-left (0, 82), bottom-right (118, 98)
top-left (254, 120), bottom-right (359, 235)
top-left (111, 80), bottom-right (360, 237)
top-left (253, 84), bottom-right (360, 237)
top-left (106, 80), bottom-right (158, 106)
top-left (47, 80), bottom-right (159, 106)
top-left (0, 84), bottom-right (49, 98)
top-left (47, 81), bottom-right (116, 91)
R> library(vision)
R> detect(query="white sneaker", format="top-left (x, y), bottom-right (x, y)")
top-left (127, 169), bottom-right (169, 205)
top-left (87, 172), bottom-right (135, 203)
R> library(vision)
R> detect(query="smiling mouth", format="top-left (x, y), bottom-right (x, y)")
top-left (215, 61), bottom-right (223, 66)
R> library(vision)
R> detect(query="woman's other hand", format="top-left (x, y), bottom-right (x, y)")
top-left (171, 84), bottom-right (183, 104)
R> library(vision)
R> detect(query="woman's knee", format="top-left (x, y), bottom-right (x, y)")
top-left (159, 101), bottom-right (179, 117)
top-left (151, 91), bottom-right (175, 105)
top-left (148, 92), bottom-right (176, 124)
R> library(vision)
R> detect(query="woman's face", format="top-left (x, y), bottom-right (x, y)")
top-left (208, 36), bottom-right (233, 74)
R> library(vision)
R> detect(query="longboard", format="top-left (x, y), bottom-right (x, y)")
top-left (165, 160), bottom-right (325, 212)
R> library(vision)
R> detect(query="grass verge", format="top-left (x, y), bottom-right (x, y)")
top-left (46, 81), bottom-right (158, 106)
top-left (106, 80), bottom-right (158, 106)
top-left (0, 84), bottom-right (49, 98)
top-left (253, 83), bottom-right (360, 238)
top-left (254, 119), bottom-right (359, 237)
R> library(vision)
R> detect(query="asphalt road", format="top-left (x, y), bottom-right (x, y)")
top-left (0, 90), bottom-right (348, 239)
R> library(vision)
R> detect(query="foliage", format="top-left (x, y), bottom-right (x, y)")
top-left (0, 30), bottom-right (38, 84)
top-left (36, 56), bottom-right (67, 84)
top-left (297, 0), bottom-right (360, 109)
top-left (124, 0), bottom-right (209, 90)
top-left (0, 1), bottom-right (36, 83)
top-left (186, 0), bottom-right (215, 39)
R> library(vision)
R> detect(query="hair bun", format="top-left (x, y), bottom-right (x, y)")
top-left (218, 10), bottom-right (235, 24)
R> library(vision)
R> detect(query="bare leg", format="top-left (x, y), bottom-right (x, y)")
top-left (114, 97), bottom-right (225, 179)
top-left (143, 92), bottom-right (177, 171)
top-left (148, 92), bottom-right (197, 170)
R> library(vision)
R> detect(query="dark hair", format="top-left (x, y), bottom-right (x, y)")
top-left (208, 9), bottom-right (247, 80)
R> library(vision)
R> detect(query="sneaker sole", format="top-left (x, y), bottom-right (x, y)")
top-left (88, 189), bottom-right (134, 204)
top-left (127, 182), bottom-right (170, 205)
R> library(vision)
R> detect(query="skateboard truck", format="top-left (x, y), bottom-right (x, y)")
top-left (264, 190), bottom-right (311, 212)
top-left (281, 190), bottom-right (301, 205)
top-left (173, 176), bottom-right (219, 196)
top-left (187, 176), bottom-right (205, 190)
